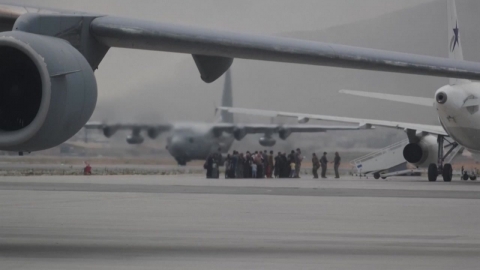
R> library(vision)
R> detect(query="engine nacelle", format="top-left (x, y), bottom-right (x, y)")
top-left (233, 127), bottom-right (247, 141)
top-left (403, 135), bottom-right (438, 166)
top-left (259, 136), bottom-right (276, 147)
top-left (103, 126), bottom-right (120, 138)
top-left (0, 31), bottom-right (97, 151)
top-left (148, 128), bottom-right (161, 139)
top-left (127, 135), bottom-right (145, 145)
top-left (278, 128), bottom-right (292, 140)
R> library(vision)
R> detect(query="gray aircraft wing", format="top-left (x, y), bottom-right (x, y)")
top-left (217, 107), bottom-right (447, 136)
top-left (3, 3), bottom-right (480, 83)
top-left (84, 122), bottom-right (173, 138)
top-left (211, 123), bottom-right (370, 139)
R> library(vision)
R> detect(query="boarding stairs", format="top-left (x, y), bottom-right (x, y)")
top-left (351, 139), bottom-right (409, 175)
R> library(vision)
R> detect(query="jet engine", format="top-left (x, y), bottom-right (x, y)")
top-left (127, 134), bottom-right (145, 145)
top-left (278, 128), bottom-right (292, 140)
top-left (148, 128), bottom-right (161, 139)
top-left (403, 135), bottom-right (438, 167)
top-left (103, 125), bottom-right (120, 138)
top-left (0, 31), bottom-right (97, 152)
top-left (233, 127), bottom-right (247, 141)
top-left (127, 129), bottom-right (144, 145)
top-left (259, 136), bottom-right (276, 147)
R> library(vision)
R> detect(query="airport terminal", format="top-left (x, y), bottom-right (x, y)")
top-left (1, 1), bottom-right (480, 269)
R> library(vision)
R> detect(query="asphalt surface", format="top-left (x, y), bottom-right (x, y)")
top-left (1, 175), bottom-right (480, 269)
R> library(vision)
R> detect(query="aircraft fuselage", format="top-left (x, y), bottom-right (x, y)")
top-left (435, 82), bottom-right (480, 152)
top-left (165, 124), bottom-right (234, 164)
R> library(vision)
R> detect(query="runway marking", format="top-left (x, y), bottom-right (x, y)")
top-left (0, 182), bottom-right (479, 200)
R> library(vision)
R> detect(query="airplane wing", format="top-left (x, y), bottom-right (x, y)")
top-left (4, 3), bottom-right (480, 83)
top-left (339, 90), bottom-right (435, 107)
top-left (211, 123), bottom-right (370, 135)
top-left (217, 107), bottom-right (447, 136)
top-left (84, 122), bottom-right (173, 138)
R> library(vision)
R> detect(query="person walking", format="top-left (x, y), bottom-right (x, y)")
top-left (251, 160), bottom-right (258, 178)
top-left (294, 148), bottom-right (303, 178)
top-left (312, 153), bottom-right (320, 179)
top-left (262, 150), bottom-right (268, 178)
top-left (255, 152), bottom-right (264, 178)
top-left (274, 152), bottom-right (282, 178)
top-left (287, 150), bottom-right (295, 178)
top-left (204, 153), bottom-right (213, 178)
top-left (334, 152), bottom-right (341, 179)
top-left (224, 154), bottom-right (231, 179)
top-left (236, 153), bottom-right (245, 178)
top-left (230, 151), bottom-right (238, 178)
top-left (244, 152), bottom-right (252, 178)
top-left (267, 151), bottom-right (274, 178)
top-left (320, 152), bottom-right (328, 178)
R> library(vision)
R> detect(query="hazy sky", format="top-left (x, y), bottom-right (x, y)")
top-left (17, 0), bottom-right (436, 33)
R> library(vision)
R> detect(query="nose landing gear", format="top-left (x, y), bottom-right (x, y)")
top-left (428, 135), bottom-right (458, 182)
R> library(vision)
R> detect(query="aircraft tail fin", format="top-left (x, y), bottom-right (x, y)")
top-left (448, 0), bottom-right (469, 85)
top-left (220, 69), bottom-right (234, 123)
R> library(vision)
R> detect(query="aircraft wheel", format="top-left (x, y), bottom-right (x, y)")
top-left (463, 173), bottom-right (469, 181)
top-left (176, 158), bottom-right (187, 166)
top-left (373, 173), bottom-right (381, 180)
top-left (442, 164), bottom-right (452, 182)
top-left (470, 175), bottom-right (477, 181)
top-left (428, 164), bottom-right (438, 182)
top-left (381, 177), bottom-right (387, 180)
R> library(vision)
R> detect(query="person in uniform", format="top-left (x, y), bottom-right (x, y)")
top-left (334, 152), bottom-right (341, 179)
top-left (312, 153), bottom-right (320, 179)
top-left (294, 148), bottom-right (303, 178)
top-left (320, 152), bottom-right (328, 178)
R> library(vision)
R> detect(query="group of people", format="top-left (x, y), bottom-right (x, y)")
top-left (204, 148), bottom-right (341, 179)
top-left (312, 152), bottom-right (341, 179)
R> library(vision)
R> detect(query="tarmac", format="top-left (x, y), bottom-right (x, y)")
top-left (1, 175), bottom-right (480, 269)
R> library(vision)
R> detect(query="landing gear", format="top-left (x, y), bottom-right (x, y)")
top-left (373, 172), bottom-right (381, 180)
top-left (442, 163), bottom-right (452, 182)
top-left (428, 135), bottom-right (458, 182)
top-left (428, 164), bottom-right (438, 182)
top-left (462, 171), bottom-right (477, 181)
top-left (176, 158), bottom-right (187, 166)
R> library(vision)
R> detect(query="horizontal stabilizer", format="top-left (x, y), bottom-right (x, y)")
top-left (339, 89), bottom-right (434, 107)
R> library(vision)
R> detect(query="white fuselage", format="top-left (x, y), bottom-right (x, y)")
top-left (435, 82), bottom-right (480, 152)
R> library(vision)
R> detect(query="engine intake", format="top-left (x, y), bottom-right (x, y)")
top-left (0, 31), bottom-right (97, 151)
top-left (403, 143), bottom-right (424, 164)
top-left (259, 136), bottom-right (276, 147)
top-left (127, 135), bottom-right (145, 145)
top-left (402, 135), bottom-right (438, 167)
